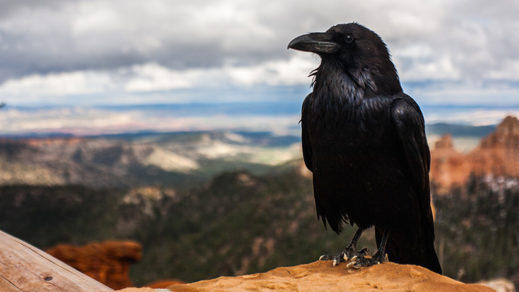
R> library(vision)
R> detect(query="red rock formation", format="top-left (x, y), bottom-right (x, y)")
top-left (46, 240), bottom-right (142, 290)
top-left (480, 116), bottom-right (519, 149)
top-left (430, 115), bottom-right (519, 194)
top-left (471, 116), bottom-right (519, 178)
top-left (430, 134), bottom-right (472, 194)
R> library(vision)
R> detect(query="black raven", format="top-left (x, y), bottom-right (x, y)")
top-left (288, 23), bottom-right (442, 274)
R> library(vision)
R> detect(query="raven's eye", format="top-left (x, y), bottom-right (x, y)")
top-left (344, 34), bottom-right (354, 44)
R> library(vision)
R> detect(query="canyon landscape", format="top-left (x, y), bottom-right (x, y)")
top-left (0, 116), bottom-right (518, 290)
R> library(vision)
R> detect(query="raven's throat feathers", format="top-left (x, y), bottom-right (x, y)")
top-left (311, 60), bottom-right (376, 105)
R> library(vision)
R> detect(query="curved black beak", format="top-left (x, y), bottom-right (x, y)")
top-left (288, 32), bottom-right (339, 54)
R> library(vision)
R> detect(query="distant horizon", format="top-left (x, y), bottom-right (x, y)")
top-left (0, 101), bottom-right (515, 137)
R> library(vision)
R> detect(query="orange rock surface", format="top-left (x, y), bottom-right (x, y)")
top-left (161, 261), bottom-right (493, 292)
top-left (46, 240), bottom-right (142, 290)
top-left (430, 115), bottom-right (519, 193)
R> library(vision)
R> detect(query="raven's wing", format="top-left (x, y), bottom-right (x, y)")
top-left (389, 95), bottom-right (442, 274)
top-left (390, 96), bottom-right (430, 193)
top-left (301, 95), bottom-right (313, 171)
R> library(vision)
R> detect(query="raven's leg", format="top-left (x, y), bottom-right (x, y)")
top-left (343, 228), bottom-right (369, 259)
top-left (348, 230), bottom-right (390, 269)
top-left (319, 228), bottom-right (369, 266)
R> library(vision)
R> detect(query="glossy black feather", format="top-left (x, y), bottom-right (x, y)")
top-left (297, 23), bottom-right (442, 273)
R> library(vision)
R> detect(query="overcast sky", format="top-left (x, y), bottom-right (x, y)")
top-left (0, 0), bottom-right (518, 106)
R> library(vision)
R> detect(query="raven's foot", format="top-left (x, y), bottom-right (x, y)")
top-left (319, 247), bottom-right (369, 267)
top-left (346, 252), bottom-right (389, 269)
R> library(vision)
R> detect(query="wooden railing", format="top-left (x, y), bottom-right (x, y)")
top-left (0, 230), bottom-right (113, 292)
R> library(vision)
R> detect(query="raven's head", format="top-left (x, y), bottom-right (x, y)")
top-left (288, 23), bottom-right (401, 95)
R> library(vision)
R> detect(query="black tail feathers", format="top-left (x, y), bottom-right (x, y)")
top-left (420, 243), bottom-right (442, 274)
top-left (376, 228), bottom-right (442, 274)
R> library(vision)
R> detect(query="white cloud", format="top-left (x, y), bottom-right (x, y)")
top-left (0, 55), bottom-right (316, 103)
top-left (223, 54), bottom-right (316, 86)
top-left (123, 64), bottom-right (194, 92)
top-left (0, 71), bottom-right (115, 98)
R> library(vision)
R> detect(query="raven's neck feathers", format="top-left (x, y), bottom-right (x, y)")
top-left (311, 58), bottom-right (402, 100)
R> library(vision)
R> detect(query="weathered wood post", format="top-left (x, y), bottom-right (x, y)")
top-left (0, 230), bottom-right (113, 291)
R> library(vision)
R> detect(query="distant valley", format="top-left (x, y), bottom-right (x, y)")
top-left (0, 131), bottom-right (301, 187)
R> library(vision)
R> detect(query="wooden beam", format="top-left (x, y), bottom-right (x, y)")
top-left (0, 230), bottom-right (113, 292)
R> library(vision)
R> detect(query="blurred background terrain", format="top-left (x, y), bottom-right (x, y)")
top-left (0, 0), bottom-right (518, 290)
top-left (0, 117), bottom-right (518, 289)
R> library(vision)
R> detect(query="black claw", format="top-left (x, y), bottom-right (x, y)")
top-left (318, 247), bottom-right (370, 267)
top-left (318, 228), bottom-right (389, 269)
top-left (319, 229), bottom-right (374, 267)
top-left (318, 253), bottom-right (346, 266)
top-left (349, 252), bottom-right (387, 269)
top-left (319, 254), bottom-right (333, 261)
top-left (343, 246), bottom-right (369, 260)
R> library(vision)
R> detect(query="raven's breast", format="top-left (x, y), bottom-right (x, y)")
top-left (307, 96), bottom-right (411, 230)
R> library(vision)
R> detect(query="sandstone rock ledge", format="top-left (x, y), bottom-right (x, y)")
top-left (159, 261), bottom-right (494, 292)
